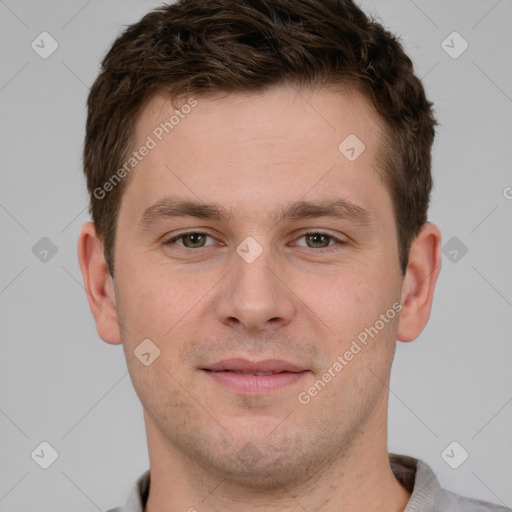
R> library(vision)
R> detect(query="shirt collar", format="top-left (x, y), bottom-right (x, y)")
top-left (390, 454), bottom-right (441, 511)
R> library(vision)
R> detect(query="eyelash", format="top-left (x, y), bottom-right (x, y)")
top-left (164, 231), bottom-right (346, 252)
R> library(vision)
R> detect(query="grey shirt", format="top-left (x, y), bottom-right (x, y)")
top-left (107, 453), bottom-right (510, 512)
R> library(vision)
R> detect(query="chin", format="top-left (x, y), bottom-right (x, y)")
top-left (188, 427), bottom-right (323, 491)
top-left (207, 448), bottom-right (307, 491)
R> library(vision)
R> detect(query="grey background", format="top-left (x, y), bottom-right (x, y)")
top-left (1, 0), bottom-right (511, 510)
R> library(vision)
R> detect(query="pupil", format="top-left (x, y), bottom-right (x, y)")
top-left (187, 233), bottom-right (204, 247)
top-left (309, 234), bottom-right (327, 248)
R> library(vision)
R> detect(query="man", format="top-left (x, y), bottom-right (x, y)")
top-left (77, 1), bottom-right (508, 511)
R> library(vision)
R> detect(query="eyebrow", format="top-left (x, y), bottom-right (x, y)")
top-left (137, 195), bottom-right (375, 230)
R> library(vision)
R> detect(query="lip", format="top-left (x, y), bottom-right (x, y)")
top-left (202, 358), bottom-right (309, 394)
top-left (205, 358), bottom-right (305, 373)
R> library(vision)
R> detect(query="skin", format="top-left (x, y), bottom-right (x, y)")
top-left (78, 84), bottom-right (441, 512)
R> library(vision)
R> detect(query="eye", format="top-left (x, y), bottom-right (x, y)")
top-left (164, 232), bottom-right (217, 249)
top-left (292, 231), bottom-right (345, 250)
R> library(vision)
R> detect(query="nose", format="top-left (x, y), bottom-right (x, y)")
top-left (215, 244), bottom-right (296, 333)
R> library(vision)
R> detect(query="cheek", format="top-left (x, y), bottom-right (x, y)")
top-left (306, 260), bottom-right (398, 346)
top-left (115, 261), bottom-right (214, 387)
top-left (115, 258), bottom-right (198, 339)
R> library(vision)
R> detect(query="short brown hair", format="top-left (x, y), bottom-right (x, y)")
top-left (84, 0), bottom-right (436, 276)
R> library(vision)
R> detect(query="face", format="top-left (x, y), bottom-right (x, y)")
top-left (110, 85), bottom-right (406, 487)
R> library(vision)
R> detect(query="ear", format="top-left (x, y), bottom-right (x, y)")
top-left (77, 221), bottom-right (122, 345)
top-left (397, 222), bottom-right (442, 342)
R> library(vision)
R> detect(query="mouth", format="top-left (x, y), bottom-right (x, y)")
top-left (201, 358), bottom-right (309, 394)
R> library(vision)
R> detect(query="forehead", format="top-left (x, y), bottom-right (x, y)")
top-left (136, 84), bottom-right (382, 155)
top-left (121, 84), bottom-right (391, 226)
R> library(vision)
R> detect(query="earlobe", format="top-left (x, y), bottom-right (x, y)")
top-left (397, 222), bottom-right (442, 343)
top-left (77, 221), bottom-right (122, 345)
